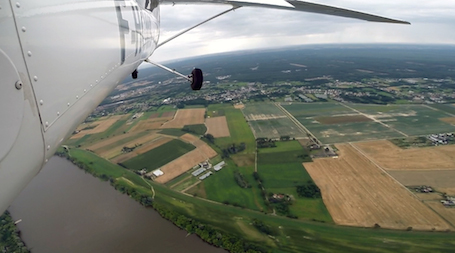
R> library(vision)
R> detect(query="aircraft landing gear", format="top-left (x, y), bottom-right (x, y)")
top-left (145, 59), bottom-right (204, 91)
top-left (190, 68), bottom-right (203, 90)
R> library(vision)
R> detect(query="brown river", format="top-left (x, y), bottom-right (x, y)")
top-left (8, 156), bottom-right (227, 253)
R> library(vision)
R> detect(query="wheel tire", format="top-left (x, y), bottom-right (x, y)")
top-left (191, 68), bottom-right (203, 90)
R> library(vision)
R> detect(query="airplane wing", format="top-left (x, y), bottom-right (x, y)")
top-left (160, 0), bottom-right (410, 24)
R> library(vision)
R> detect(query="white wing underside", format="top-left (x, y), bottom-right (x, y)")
top-left (160, 0), bottom-right (410, 24)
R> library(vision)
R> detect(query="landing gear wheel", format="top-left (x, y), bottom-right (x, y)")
top-left (190, 68), bottom-right (203, 90)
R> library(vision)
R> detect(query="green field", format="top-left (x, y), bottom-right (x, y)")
top-left (429, 103), bottom-right (455, 115)
top-left (351, 104), bottom-right (455, 136)
top-left (182, 124), bottom-right (207, 136)
top-left (256, 141), bottom-right (330, 221)
top-left (243, 103), bottom-right (305, 139)
top-left (202, 163), bottom-right (266, 211)
top-left (66, 147), bottom-right (455, 253)
top-left (120, 139), bottom-right (195, 171)
top-left (281, 102), bottom-right (455, 143)
top-left (209, 104), bottom-right (256, 153)
top-left (258, 140), bottom-right (304, 153)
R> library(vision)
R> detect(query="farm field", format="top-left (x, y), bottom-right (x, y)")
top-left (150, 134), bottom-right (217, 183)
top-left (202, 164), bottom-right (266, 211)
top-left (212, 105), bottom-right (256, 153)
top-left (153, 148), bottom-right (214, 184)
top-left (243, 103), bottom-right (305, 139)
top-left (120, 139), bottom-right (195, 172)
top-left (205, 116), bottom-right (230, 137)
top-left (281, 102), bottom-right (455, 144)
top-left (256, 141), bottom-right (331, 221)
top-left (110, 136), bottom-right (173, 164)
top-left (70, 115), bottom-right (125, 139)
top-left (161, 108), bottom-right (205, 128)
top-left (350, 104), bottom-right (455, 136)
top-left (354, 140), bottom-right (455, 170)
top-left (282, 103), bottom-right (402, 143)
top-left (96, 132), bottom-right (161, 159)
top-left (387, 170), bottom-right (455, 188)
top-left (304, 144), bottom-right (451, 231)
top-left (180, 134), bottom-right (218, 158)
top-left (130, 116), bottom-right (173, 132)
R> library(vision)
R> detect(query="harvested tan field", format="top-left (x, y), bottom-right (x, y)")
top-left (153, 149), bottom-right (209, 183)
top-left (130, 118), bottom-right (170, 132)
top-left (440, 117), bottom-right (455, 124)
top-left (86, 133), bottom-right (135, 151)
top-left (160, 108), bottom-right (205, 129)
top-left (180, 134), bottom-right (217, 158)
top-left (354, 140), bottom-right (455, 170)
top-left (205, 116), bottom-right (230, 137)
top-left (98, 133), bottom-right (160, 159)
top-left (304, 144), bottom-right (451, 231)
top-left (234, 103), bottom-right (244, 109)
top-left (388, 170), bottom-right (455, 188)
top-left (71, 115), bottom-right (123, 139)
top-left (111, 137), bottom-right (172, 164)
top-left (426, 202), bottom-right (455, 228)
top-left (438, 188), bottom-right (455, 195)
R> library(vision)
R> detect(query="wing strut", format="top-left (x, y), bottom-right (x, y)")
top-left (157, 6), bottom-right (241, 49)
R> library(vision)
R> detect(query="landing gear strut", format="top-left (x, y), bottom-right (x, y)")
top-left (145, 59), bottom-right (204, 90)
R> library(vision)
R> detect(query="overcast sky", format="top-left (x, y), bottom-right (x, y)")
top-left (149, 0), bottom-right (455, 62)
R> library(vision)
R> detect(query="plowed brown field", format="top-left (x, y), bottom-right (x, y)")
top-left (304, 144), bottom-right (451, 231)
top-left (354, 140), bottom-right (455, 170)
top-left (205, 116), bottom-right (230, 137)
top-left (160, 109), bottom-right (205, 128)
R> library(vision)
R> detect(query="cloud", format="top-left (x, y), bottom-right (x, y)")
top-left (149, 1), bottom-right (455, 62)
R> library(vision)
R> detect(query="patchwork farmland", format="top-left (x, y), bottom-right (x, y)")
top-left (243, 103), bottom-right (306, 138)
top-left (281, 102), bottom-right (455, 144)
top-left (161, 108), bottom-right (206, 128)
top-left (71, 115), bottom-right (125, 139)
top-left (304, 144), bottom-right (451, 231)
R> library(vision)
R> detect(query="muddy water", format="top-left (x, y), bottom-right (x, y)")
top-left (9, 156), bottom-right (226, 253)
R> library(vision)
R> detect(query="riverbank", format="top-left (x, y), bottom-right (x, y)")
top-left (0, 211), bottom-right (29, 253)
top-left (57, 148), bottom-right (455, 253)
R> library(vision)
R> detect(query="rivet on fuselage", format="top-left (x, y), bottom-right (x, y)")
top-left (15, 2), bottom-right (20, 8)
top-left (21, 27), bottom-right (26, 32)
top-left (27, 51), bottom-right (32, 57)
top-left (33, 76), bottom-right (38, 81)
top-left (39, 100), bottom-right (43, 105)
top-left (15, 81), bottom-right (22, 90)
